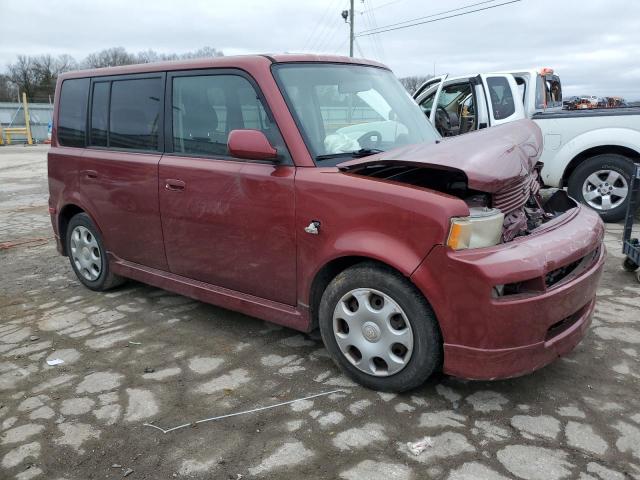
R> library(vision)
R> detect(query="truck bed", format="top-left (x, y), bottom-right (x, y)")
top-left (532, 107), bottom-right (640, 120)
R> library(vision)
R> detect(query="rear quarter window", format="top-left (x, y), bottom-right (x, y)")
top-left (58, 78), bottom-right (89, 147)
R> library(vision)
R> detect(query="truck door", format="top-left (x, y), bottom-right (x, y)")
top-left (427, 75), bottom-right (448, 125)
top-left (478, 74), bottom-right (525, 126)
top-left (413, 75), bottom-right (447, 122)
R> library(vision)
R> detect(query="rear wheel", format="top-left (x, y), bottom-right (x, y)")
top-left (66, 213), bottom-right (125, 291)
top-left (319, 262), bottom-right (442, 392)
top-left (567, 154), bottom-right (635, 222)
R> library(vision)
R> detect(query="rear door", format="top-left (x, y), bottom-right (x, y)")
top-left (478, 74), bottom-right (525, 126)
top-left (81, 73), bottom-right (167, 270)
top-left (158, 69), bottom-right (297, 305)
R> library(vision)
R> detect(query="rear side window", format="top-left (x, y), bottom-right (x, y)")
top-left (58, 78), bottom-right (89, 147)
top-left (486, 76), bottom-right (515, 120)
top-left (110, 78), bottom-right (162, 150)
top-left (172, 74), bottom-right (273, 157)
top-left (90, 82), bottom-right (109, 146)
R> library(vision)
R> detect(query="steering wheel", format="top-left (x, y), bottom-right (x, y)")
top-left (435, 105), bottom-right (451, 136)
top-left (357, 130), bottom-right (383, 150)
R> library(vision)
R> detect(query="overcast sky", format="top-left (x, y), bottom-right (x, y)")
top-left (1, 0), bottom-right (638, 99)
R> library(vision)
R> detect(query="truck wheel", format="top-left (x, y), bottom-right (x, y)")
top-left (567, 154), bottom-right (635, 222)
top-left (66, 213), bottom-right (125, 291)
top-left (318, 262), bottom-right (442, 392)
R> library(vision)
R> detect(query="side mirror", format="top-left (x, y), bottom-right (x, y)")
top-left (228, 129), bottom-right (278, 161)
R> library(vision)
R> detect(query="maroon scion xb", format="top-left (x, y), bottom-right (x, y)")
top-left (48, 54), bottom-right (605, 392)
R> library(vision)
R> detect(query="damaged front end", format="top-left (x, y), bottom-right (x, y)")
top-left (338, 119), bottom-right (577, 249)
top-left (494, 163), bottom-right (576, 243)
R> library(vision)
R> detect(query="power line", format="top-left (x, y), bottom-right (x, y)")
top-left (362, 0), bottom-right (386, 62)
top-left (305, 0), bottom-right (342, 52)
top-left (357, 0), bottom-right (501, 34)
top-left (356, 0), bottom-right (521, 37)
top-left (360, 0), bottom-right (382, 60)
top-left (367, 0), bottom-right (407, 12)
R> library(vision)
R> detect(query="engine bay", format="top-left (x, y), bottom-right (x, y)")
top-left (347, 163), bottom-right (577, 243)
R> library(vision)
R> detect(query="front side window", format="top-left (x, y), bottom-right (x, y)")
top-left (486, 76), bottom-right (515, 120)
top-left (273, 64), bottom-right (439, 165)
top-left (58, 78), bottom-right (89, 147)
top-left (172, 74), bottom-right (274, 157)
top-left (109, 78), bottom-right (161, 150)
top-left (418, 90), bottom-right (436, 117)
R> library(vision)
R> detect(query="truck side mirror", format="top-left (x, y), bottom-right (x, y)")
top-left (227, 129), bottom-right (278, 161)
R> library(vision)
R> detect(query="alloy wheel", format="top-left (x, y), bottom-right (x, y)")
top-left (581, 169), bottom-right (628, 211)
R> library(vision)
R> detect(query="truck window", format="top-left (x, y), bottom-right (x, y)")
top-left (90, 82), bottom-right (109, 147)
top-left (171, 74), bottom-right (274, 157)
top-left (109, 78), bottom-right (162, 151)
top-left (58, 78), bottom-right (89, 147)
top-left (486, 77), bottom-right (515, 120)
top-left (545, 76), bottom-right (562, 108)
top-left (418, 90), bottom-right (436, 117)
top-left (535, 74), bottom-right (562, 109)
top-left (433, 82), bottom-right (475, 136)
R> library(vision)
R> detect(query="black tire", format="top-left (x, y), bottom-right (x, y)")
top-left (65, 213), bottom-right (125, 291)
top-left (318, 262), bottom-right (442, 392)
top-left (567, 154), bottom-right (636, 222)
top-left (623, 257), bottom-right (639, 272)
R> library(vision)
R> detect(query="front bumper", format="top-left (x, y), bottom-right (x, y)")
top-left (411, 205), bottom-right (605, 380)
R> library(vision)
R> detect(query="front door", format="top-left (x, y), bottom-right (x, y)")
top-left (158, 70), bottom-right (297, 306)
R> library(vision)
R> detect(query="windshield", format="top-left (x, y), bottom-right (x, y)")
top-left (273, 64), bottom-right (439, 164)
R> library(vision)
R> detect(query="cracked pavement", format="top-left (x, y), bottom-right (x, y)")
top-left (1, 145), bottom-right (639, 479)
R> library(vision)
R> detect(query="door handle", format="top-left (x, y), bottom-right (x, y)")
top-left (164, 179), bottom-right (186, 191)
top-left (81, 169), bottom-right (98, 179)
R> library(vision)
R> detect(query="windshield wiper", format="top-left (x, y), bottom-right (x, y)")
top-left (316, 148), bottom-right (384, 162)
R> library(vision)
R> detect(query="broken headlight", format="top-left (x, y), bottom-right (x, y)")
top-left (446, 207), bottom-right (504, 250)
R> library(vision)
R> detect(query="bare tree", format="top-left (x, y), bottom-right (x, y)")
top-left (7, 55), bottom-right (38, 100)
top-left (136, 50), bottom-right (177, 64)
top-left (179, 46), bottom-right (224, 59)
top-left (31, 54), bottom-right (78, 101)
top-left (83, 47), bottom-right (136, 69)
top-left (3, 47), bottom-right (225, 103)
top-left (0, 74), bottom-right (18, 102)
top-left (399, 75), bottom-right (433, 95)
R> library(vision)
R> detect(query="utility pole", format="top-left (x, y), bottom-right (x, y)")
top-left (342, 0), bottom-right (355, 57)
top-left (349, 0), bottom-right (354, 57)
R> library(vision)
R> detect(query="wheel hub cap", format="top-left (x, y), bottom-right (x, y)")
top-left (332, 288), bottom-right (414, 377)
top-left (70, 225), bottom-right (102, 281)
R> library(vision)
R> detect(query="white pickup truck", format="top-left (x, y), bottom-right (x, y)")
top-left (413, 68), bottom-right (640, 221)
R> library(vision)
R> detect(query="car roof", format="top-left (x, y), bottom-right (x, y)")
top-left (58, 54), bottom-right (389, 80)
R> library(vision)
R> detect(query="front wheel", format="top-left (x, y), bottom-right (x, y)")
top-left (567, 154), bottom-right (636, 222)
top-left (318, 262), bottom-right (442, 392)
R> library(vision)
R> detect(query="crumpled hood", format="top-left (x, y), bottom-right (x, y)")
top-left (338, 119), bottom-right (543, 193)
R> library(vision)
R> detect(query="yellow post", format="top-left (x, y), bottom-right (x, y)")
top-left (22, 92), bottom-right (33, 145)
top-left (0, 125), bottom-right (4, 145)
